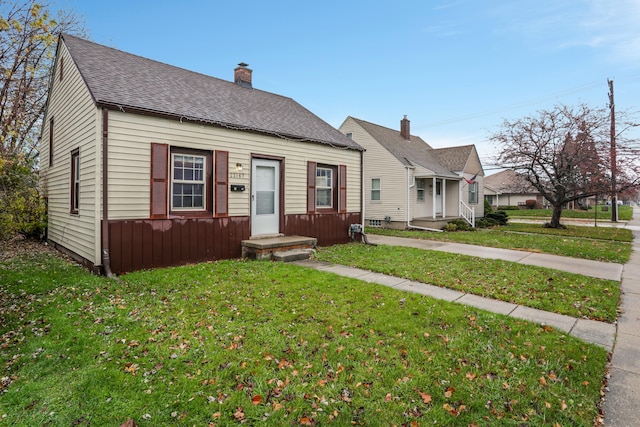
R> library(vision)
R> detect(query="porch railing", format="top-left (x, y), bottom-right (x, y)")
top-left (460, 201), bottom-right (475, 227)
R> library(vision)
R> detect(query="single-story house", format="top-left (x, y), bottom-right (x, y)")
top-left (339, 116), bottom-right (484, 229)
top-left (483, 169), bottom-right (543, 208)
top-left (40, 34), bottom-right (364, 274)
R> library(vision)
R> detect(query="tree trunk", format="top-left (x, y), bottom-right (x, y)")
top-left (548, 203), bottom-right (564, 228)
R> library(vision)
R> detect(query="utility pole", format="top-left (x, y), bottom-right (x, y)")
top-left (608, 79), bottom-right (618, 222)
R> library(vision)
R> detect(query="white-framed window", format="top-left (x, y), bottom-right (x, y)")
top-left (371, 178), bottom-right (381, 201)
top-left (172, 153), bottom-right (206, 210)
top-left (316, 166), bottom-right (333, 208)
top-left (70, 149), bottom-right (79, 214)
top-left (468, 181), bottom-right (478, 204)
top-left (416, 178), bottom-right (425, 202)
top-left (369, 219), bottom-right (382, 226)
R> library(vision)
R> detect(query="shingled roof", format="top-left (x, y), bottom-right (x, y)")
top-left (59, 34), bottom-right (363, 151)
top-left (348, 117), bottom-right (459, 177)
top-left (484, 169), bottom-right (538, 193)
top-left (431, 145), bottom-right (477, 173)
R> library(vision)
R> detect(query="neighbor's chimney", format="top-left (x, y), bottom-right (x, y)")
top-left (234, 62), bottom-right (252, 88)
top-left (400, 115), bottom-right (410, 140)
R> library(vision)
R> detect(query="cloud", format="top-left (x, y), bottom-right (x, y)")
top-left (579, 0), bottom-right (640, 64)
top-left (492, 0), bottom-right (640, 66)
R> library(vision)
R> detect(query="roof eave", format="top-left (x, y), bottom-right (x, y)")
top-left (97, 101), bottom-right (365, 151)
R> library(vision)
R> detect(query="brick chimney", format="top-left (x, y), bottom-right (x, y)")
top-left (400, 115), bottom-right (410, 140)
top-left (234, 63), bottom-right (252, 88)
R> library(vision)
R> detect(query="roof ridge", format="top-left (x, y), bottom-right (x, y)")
top-left (60, 34), bottom-right (363, 151)
top-left (60, 33), bottom-right (295, 103)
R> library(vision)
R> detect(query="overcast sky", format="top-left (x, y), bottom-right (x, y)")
top-left (53, 0), bottom-right (640, 170)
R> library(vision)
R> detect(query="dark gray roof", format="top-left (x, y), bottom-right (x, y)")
top-left (349, 117), bottom-right (458, 177)
top-left (60, 34), bottom-right (363, 151)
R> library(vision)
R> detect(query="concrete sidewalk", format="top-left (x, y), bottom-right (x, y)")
top-left (601, 207), bottom-right (640, 426)
top-left (292, 211), bottom-right (640, 425)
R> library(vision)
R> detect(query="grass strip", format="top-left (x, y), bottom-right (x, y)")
top-left (504, 205), bottom-right (632, 221)
top-left (366, 226), bottom-right (632, 264)
top-left (315, 243), bottom-right (619, 322)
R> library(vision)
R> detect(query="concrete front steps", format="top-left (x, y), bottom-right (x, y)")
top-left (241, 235), bottom-right (317, 261)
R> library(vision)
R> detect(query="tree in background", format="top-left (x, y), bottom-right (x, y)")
top-left (0, 1), bottom-right (84, 239)
top-left (0, 153), bottom-right (46, 239)
top-left (0, 0), bottom-right (84, 158)
top-left (492, 103), bottom-right (640, 228)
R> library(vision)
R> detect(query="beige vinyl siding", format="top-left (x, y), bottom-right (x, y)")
top-left (40, 41), bottom-right (100, 265)
top-left (106, 111), bottom-right (361, 219)
top-left (465, 153), bottom-right (485, 217)
top-left (444, 179), bottom-right (460, 216)
top-left (340, 117), bottom-right (407, 222)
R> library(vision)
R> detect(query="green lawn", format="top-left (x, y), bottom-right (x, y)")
top-left (367, 225), bottom-right (632, 263)
top-left (315, 243), bottom-right (619, 322)
top-left (0, 249), bottom-right (608, 426)
top-left (505, 205), bottom-right (633, 221)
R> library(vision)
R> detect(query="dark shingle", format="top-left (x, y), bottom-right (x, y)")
top-left (350, 117), bottom-right (458, 177)
top-left (61, 34), bottom-right (363, 151)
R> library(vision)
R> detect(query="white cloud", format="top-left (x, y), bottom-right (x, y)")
top-left (488, 0), bottom-right (640, 66)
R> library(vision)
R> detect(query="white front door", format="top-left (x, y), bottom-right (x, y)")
top-left (251, 159), bottom-right (280, 236)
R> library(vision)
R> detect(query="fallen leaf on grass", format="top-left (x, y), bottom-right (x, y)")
top-left (418, 391), bottom-right (432, 404)
top-left (444, 386), bottom-right (455, 398)
top-left (233, 407), bottom-right (245, 421)
top-left (124, 363), bottom-right (138, 375)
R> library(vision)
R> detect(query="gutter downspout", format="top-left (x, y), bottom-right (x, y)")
top-left (406, 167), bottom-right (442, 232)
top-left (101, 108), bottom-right (115, 277)
top-left (361, 149), bottom-right (365, 230)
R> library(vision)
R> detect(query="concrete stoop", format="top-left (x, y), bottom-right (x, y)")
top-left (272, 249), bottom-right (316, 262)
top-left (241, 235), bottom-right (317, 261)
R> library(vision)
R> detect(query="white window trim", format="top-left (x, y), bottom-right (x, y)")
top-left (468, 181), bottom-right (478, 204)
top-left (316, 166), bottom-right (334, 208)
top-left (171, 152), bottom-right (207, 211)
top-left (71, 149), bottom-right (80, 214)
top-left (416, 178), bottom-right (425, 202)
top-left (371, 177), bottom-right (381, 202)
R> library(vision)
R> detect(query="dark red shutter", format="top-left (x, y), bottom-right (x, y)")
top-left (150, 143), bottom-right (168, 219)
top-left (339, 164), bottom-right (347, 213)
top-left (215, 151), bottom-right (228, 217)
top-left (307, 161), bottom-right (316, 214)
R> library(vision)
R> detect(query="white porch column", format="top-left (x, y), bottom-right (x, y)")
top-left (432, 176), bottom-right (437, 219)
top-left (442, 179), bottom-right (446, 218)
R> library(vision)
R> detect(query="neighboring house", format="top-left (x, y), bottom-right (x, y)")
top-left (483, 169), bottom-right (543, 208)
top-left (339, 116), bottom-right (484, 229)
top-left (40, 34), bottom-right (364, 274)
top-left (430, 144), bottom-right (485, 219)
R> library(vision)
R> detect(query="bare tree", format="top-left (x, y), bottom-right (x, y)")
top-left (492, 103), bottom-right (640, 228)
top-left (0, 0), bottom-right (84, 159)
